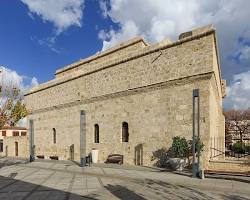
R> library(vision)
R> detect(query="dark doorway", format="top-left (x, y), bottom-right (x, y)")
top-left (135, 144), bottom-right (143, 165)
top-left (0, 139), bottom-right (3, 152)
top-left (70, 144), bottom-right (74, 161)
top-left (122, 122), bottom-right (129, 142)
top-left (15, 142), bottom-right (18, 157)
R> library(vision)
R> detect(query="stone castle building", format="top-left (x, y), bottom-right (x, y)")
top-left (25, 25), bottom-right (226, 168)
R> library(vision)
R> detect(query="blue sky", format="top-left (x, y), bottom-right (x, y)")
top-left (0, 0), bottom-right (250, 109)
top-left (0, 0), bottom-right (111, 83)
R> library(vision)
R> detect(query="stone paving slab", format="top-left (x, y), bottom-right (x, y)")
top-left (0, 159), bottom-right (249, 199)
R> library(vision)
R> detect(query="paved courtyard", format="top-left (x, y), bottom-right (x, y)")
top-left (0, 158), bottom-right (249, 200)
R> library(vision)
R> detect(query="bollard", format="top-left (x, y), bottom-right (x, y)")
top-left (80, 157), bottom-right (86, 167)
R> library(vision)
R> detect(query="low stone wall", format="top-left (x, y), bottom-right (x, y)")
top-left (3, 136), bottom-right (29, 158)
top-left (207, 160), bottom-right (250, 174)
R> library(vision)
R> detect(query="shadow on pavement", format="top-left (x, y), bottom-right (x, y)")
top-left (0, 175), bottom-right (99, 200)
top-left (104, 184), bottom-right (146, 200)
top-left (0, 157), bottom-right (28, 170)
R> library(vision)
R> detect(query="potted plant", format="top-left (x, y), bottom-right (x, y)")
top-left (168, 136), bottom-right (189, 171)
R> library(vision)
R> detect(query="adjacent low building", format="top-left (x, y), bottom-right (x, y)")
top-left (0, 126), bottom-right (28, 157)
top-left (25, 25), bottom-right (226, 168)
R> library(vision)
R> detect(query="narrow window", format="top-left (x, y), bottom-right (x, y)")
top-left (12, 131), bottom-right (19, 136)
top-left (21, 131), bottom-right (26, 136)
top-left (122, 122), bottom-right (129, 142)
top-left (53, 128), bottom-right (56, 144)
top-left (94, 124), bottom-right (99, 143)
top-left (2, 131), bottom-right (6, 137)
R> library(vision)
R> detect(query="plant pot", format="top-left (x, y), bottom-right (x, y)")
top-left (169, 158), bottom-right (187, 171)
top-left (91, 149), bottom-right (99, 163)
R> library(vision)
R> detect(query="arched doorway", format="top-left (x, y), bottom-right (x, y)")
top-left (15, 142), bottom-right (18, 157)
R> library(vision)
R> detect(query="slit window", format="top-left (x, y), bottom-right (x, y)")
top-left (122, 122), bottom-right (129, 142)
top-left (94, 124), bottom-right (99, 143)
top-left (53, 128), bottom-right (56, 144)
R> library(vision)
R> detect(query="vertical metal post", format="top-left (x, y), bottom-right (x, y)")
top-left (80, 110), bottom-right (86, 166)
top-left (197, 90), bottom-right (200, 173)
top-left (29, 119), bottom-right (34, 162)
top-left (192, 89), bottom-right (199, 177)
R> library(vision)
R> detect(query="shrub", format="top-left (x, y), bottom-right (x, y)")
top-left (232, 141), bottom-right (245, 153)
top-left (245, 145), bottom-right (250, 153)
top-left (151, 148), bottom-right (169, 167)
top-left (171, 136), bottom-right (189, 158)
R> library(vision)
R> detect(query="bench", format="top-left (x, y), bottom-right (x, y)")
top-left (37, 155), bottom-right (44, 159)
top-left (105, 154), bottom-right (123, 165)
top-left (49, 156), bottom-right (58, 160)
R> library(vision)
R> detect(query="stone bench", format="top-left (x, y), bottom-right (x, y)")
top-left (36, 155), bottom-right (44, 159)
top-left (49, 156), bottom-right (59, 160)
top-left (105, 154), bottom-right (123, 165)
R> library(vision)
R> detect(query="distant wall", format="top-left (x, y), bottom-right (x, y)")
top-left (3, 136), bottom-right (29, 158)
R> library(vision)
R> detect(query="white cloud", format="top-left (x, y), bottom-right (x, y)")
top-left (98, 20), bottom-right (140, 50)
top-left (224, 71), bottom-right (250, 110)
top-left (21, 0), bottom-right (84, 34)
top-left (99, 0), bottom-right (250, 110)
top-left (238, 45), bottom-right (250, 61)
top-left (31, 36), bottom-right (61, 53)
top-left (0, 66), bottom-right (38, 127)
top-left (99, 0), bottom-right (250, 50)
top-left (0, 66), bottom-right (39, 95)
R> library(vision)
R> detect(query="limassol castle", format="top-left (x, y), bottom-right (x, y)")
top-left (25, 25), bottom-right (226, 168)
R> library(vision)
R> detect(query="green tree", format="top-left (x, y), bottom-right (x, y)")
top-left (0, 85), bottom-right (28, 129)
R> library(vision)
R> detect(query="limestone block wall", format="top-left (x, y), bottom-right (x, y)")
top-left (25, 33), bottom-right (214, 112)
top-left (55, 38), bottom-right (148, 79)
top-left (208, 160), bottom-right (250, 173)
top-left (85, 78), bottom-right (211, 166)
top-left (28, 76), bottom-right (212, 166)
top-left (29, 106), bottom-right (81, 161)
top-left (25, 26), bottom-right (224, 167)
top-left (3, 136), bottom-right (28, 158)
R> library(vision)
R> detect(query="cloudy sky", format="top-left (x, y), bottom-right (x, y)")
top-left (0, 0), bottom-right (250, 110)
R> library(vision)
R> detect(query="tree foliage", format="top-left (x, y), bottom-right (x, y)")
top-left (0, 85), bottom-right (28, 129)
top-left (224, 109), bottom-right (250, 144)
top-left (171, 136), bottom-right (204, 158)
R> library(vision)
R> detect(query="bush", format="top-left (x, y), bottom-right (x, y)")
top-left (245, 145), bottom-right (250, 153)
top-left (171, 136), bottom-right (189, 158)
top-left (151, 148), bottom-right (169, 167)
top-left (232, 141), bottom-right (245, 153)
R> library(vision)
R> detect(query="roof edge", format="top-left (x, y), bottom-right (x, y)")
top-left (1, 126), bottom-right (27, 130)
top-left (55, 36), bottom-right (149, 75)
top-left (25, 27), bottom-right (216, 96)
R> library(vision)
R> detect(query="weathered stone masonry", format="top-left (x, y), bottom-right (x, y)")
top-left (25, 25), bottom-right (225, 168)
